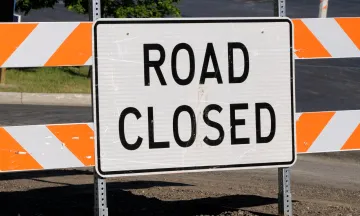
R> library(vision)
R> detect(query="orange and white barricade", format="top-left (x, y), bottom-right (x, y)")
top-left (0, 17), bottom-right (360, 69)
top-left (1, 18), bottom-right (360, 172)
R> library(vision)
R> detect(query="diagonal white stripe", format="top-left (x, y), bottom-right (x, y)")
top-left (85, 57), bottom-right (93, 66)
top-left (87, 123), bottom-right (95, 131)
top-left (87, 123), bottom-right (95, 141)
top-left (307, 111), bottom-right (360, 153)
top-left (3, 22), bottom-right (80, 67)
top-left (5, 125), bottom-right (84, 169)
top-left (302, 19), bottom-right (360, 58)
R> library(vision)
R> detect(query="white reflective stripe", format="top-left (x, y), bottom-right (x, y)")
top-left (85, 57), bottom-right (93, 66)
top-left (308, 111), bottom-right (360, 153)
top-left (302, 19), bottom-right (360, 58)
top-left (5, 125), bottom-right (84, 169)
top-left (87, 123), bottom-right (95, 131)
top-left (87, 123), bottom-right (95, 141)
top-left (295, 113), bottom-right (301, 122)
top-left (3, 22), bottom-right (80, 67)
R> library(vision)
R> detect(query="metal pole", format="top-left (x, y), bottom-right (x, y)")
top-left (94, 172), bottom-right (108, 216)
top-left (273, 0), bottom-right (285, 17)
top-left (278, 167), bottom-right (292, 215)
top-left (90, 1), bottom-right (107, 216)
top-left (318, 0), bottom-right (329, 18)
top-left (274, 1), bottom-right (293, 215)
top-left (91, 0), bottom-right (101, 21)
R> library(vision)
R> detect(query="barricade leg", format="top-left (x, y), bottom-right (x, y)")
top-left (278, 168), bottom-right (292, 216)
top-left (94, 172), bottom-right (108, 216)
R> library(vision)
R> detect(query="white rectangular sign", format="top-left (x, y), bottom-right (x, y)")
top-left (92, 18), bottom-right (296, 178)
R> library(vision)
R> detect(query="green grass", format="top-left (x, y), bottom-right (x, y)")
top-left (0, 67), bottom-right (91, 93)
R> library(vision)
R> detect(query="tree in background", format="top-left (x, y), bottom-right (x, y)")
top-left (15, 0), bottom-right (181, 18)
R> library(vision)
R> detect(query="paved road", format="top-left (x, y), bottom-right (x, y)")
top-left (178, 0), bottom-right (360, 18)
top-left (0, 104), bottom-right (92, 126)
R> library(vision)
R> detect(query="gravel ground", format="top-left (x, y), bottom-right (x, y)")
top-left (1, 154), bottom-right (359, 216)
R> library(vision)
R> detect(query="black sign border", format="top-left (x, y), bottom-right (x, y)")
top-left (93, 18), bottom-right (295, 177)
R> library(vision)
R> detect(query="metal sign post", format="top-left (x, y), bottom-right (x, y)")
top-left (275, 2), bottom-right (293, 216)
top-left (274, 0), bottom-right (286, 17)
top-left (90, 1), bottom-right (108, 216)
top-left (278, 166), bottom-right (292, 215)
top-left (319, 0), bottom-right (329, 18)
top-left (94, 172), bottom-right (108, 216)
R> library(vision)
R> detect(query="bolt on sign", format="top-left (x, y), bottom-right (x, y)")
top-left (92, 17), bottom-right (296, 178)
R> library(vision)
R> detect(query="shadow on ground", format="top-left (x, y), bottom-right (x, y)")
top-left (0, 180), bottom-right (278, 216)
top-left (63, 66), bottom-right (90, 78)
top-left (0, 169), bottom-right (93, 181)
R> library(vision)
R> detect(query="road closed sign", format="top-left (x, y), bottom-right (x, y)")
top-left (92, 18), bottom-right (296, 178)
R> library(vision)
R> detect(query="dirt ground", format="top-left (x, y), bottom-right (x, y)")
top-left (0, 152), bottom-right (359, 216)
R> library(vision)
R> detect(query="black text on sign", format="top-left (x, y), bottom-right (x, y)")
top-left (118, 42), bottom-right (276, 150)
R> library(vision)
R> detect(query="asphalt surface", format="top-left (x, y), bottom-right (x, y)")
top-left (0, 104), bottom-right (92, 126)
top-left (177, 0), bottom-right (360, 18)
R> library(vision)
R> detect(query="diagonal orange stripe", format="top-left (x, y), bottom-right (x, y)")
top-left (0, 128), bottom-right (42, 172)
top-left (341, 124), bottom-right (360, 150)
top-left (335, 18), bottom-right (360, 50)
top-left (293, 19), bottom-right (331, 58)
top-left (45, 22), bottom-right (92, 66)
top-left (0, 23), bottom-right (38, 65)
top-left (47, 124), bottom-right (95, 166)
top-left (296, 112), bottom-right (335, 153)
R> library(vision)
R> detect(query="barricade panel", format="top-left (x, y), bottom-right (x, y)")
top-left (0, 22), bottom-right (92, 68)
top-left (0, 18), bottom-right (360, 68)
top-left (1, 110), bottom-right (359, 172)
